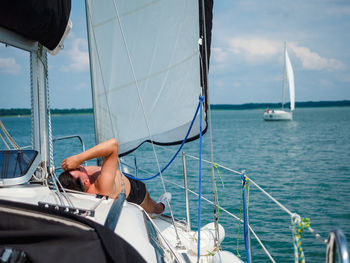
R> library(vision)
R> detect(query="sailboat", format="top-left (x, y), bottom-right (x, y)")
top-left (0, 0), bottom-right (241, 262)
top-left (263, 43), bottom-right (295, 121)
top-left (1, 1), bottom-right (349, 263)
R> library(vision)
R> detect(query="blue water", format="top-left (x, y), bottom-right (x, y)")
top-left (1, 107), bottom-right (349, 262)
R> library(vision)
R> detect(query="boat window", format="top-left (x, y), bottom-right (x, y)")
top-left (0, 150), bottom-right (39, 186)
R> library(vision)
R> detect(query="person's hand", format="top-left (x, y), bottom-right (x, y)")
top-left (61, 155), bottom-right (81, 171)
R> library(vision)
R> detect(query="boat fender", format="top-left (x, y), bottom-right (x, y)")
top-left (190, 222), bottom-right (225, 255)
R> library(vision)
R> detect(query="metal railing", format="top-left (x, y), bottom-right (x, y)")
top-left (53, 135), bottom-right (87, 167)
top-left (326, 229), bottom-right (349, 263)
top-left (126, 145), bottom-right (349, 263)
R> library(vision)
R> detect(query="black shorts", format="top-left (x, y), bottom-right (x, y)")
top-left (126, 177), bottom-right (146, 205)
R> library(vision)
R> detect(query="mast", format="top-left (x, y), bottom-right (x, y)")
top-left (0, 27), bottom-right (51, 180)
top-left (30, 48), bottom-right (51, 179)
top-left (0, 1), bottom-right (71, 179)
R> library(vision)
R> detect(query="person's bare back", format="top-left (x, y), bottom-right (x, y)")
top-left (59, 138), bottom-right (171, 214)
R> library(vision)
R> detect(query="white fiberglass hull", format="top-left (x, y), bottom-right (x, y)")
top-left (0, 184), bottom-right (241, 263)
top-left (263, 110), bottom-right (293, 121)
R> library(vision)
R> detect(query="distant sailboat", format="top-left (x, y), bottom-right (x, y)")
top-left (264, 43), bottom-right (295, 121)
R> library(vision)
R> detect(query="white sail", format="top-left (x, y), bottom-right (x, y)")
top-left (86, 0), bottom-right (207, 155)
top-left (285, 49), bottom-right (295, 111)
top-left (264, 44), bottom-right (295, 121)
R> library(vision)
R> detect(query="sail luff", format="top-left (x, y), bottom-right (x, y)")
top-left (85, 0), bottom-right (100, 149)
top-left (285, 49), bottom-right (295, 111)
top-left (282, 43), bottom-right (287, 110)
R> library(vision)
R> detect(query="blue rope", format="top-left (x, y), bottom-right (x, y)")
top-left (197, 95), bottom-right (204, 262)
top-left (124, 96), bottom-right (204, 181)
top-left (241, 172), bottom-right (251, 263)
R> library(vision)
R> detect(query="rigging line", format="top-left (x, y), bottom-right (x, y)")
top-left (111, 0), bottom-right (166, 187)
top-left (52, 170), bottom-right (74, 208)
top-left (40, 49), bottom-right (73, 206)
top-left (198, 3), bottom-right (219, 242)
top-left (123, 98), bottom-right (202, 181)
top-left (180, 153), bottom-right (293, 215)
top-left (172, 154), bottom-right (326, 245)
top-left (86, 1), bottom-right (126, 193)
top-left (197, 95), bottom-right (204, 262)
top-left (143, 212), bottom-right (183, 263)
top-left (246, 175), bottom-right (293, 217)
top-left (85, 1), bottom-right (117, 140)
top-left (42, 50), bottom-right (55, 172)
top-left (241, 172), bottom-right (251, 263)
top-left (149, 148), bottom-right (294, 218)
top-left (0, 120), bottom-right (20, 149)
top-left (111, 0), bottom-right (181, 245)
top-left (30, 52), bottom-right (35, 149)
top-left (184, 153), bottom-right (242, 175)
top-left (163, 178), bottom-right (276, 263)
top-left (0, 132), bottom-right (10, 149)
top-left (85, 1), bottom-right (126, 196)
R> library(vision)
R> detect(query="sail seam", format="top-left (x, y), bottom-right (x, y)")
top-left (92, 0), bottom-right (162, 28)
top-left (95, 51), bottom-right (199, 97)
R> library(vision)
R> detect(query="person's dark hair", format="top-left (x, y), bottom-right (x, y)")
top-left (58, 170), bottom-right (85, 192)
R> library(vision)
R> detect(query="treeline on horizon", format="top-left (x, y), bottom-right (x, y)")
top-left (211, 100), bottom-right (350, 110)
top-left (1, 100), bottom-right (350, 116)
top-left (0, 108), bottom-right (93, 116)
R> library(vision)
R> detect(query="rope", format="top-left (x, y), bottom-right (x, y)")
top-left (197, 95), bottom-right (204, 262)
top-left (155, 175), bottom-right (276, 262)
top-left (241, 172), bottom-right (251, 263)
top-left (291, 214), bottom-right (324, 263)
top-left (123, 97), bottom-right (203, 182)
top-left (212, 164), bottom-right (225, 229)
top-left (236, 172), bottom-right (251, 261)
top-left (213, 163), bottom-right (225, 189)
top-left (291, 214), bottom-right (306, 263)
top-left (198, 0), bottom-right (220, 247)
top-left (109, 0), bottom-right (183, 245)
top-left (0, 131), bottom-right (10, 149)
top-left (0, 120), bottom-right (20, 149)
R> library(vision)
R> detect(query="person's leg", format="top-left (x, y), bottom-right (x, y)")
top-left (140, 191), bottom-right (164, 214)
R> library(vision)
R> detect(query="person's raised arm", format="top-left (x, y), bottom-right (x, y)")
top-left (61, 138), bottom-right (119, 196)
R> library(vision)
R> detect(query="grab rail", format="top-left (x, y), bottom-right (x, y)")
top-left (53, 135), bottom-right (86, 152)
top-left (326, 229), bottom-right (349, 263)
top-left (53, 135), bottom-right (87, 166)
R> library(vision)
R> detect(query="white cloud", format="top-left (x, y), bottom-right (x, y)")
top-left (289, 43), bottom-right (345, 71)
top-left (212, 47), bottom-right (228, 63)
top-left (211, 37), bottom-right (282, 69)
top-left (0, 57), bottom-right (20, 74)
top-left (228, 37), bottom-right (280, 57)
top-left (212, 37), bottom-right (345, 71)
top-left (61, 35), bottom-right (89, 72)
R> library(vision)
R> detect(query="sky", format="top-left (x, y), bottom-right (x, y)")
top-left (1, 0), bottom-right (350, 109)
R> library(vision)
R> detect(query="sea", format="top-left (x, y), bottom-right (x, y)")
top-left (1, 106), bottom-right (349, 262)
